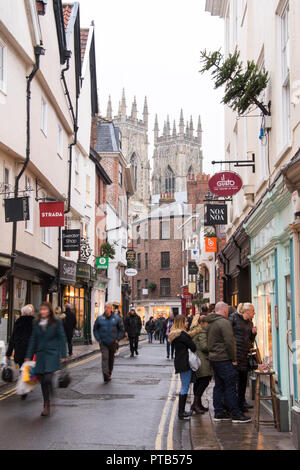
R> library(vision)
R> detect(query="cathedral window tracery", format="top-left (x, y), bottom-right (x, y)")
top-left (165, 165), bottom-right (175, 194)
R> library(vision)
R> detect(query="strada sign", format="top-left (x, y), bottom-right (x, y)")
top-left (209, 171), bottom-right (243, 197)
top-left (40, 202), bottom-right (65, 227)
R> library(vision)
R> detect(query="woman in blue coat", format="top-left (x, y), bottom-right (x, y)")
top-left (26, 302), bottom-right (67, 417)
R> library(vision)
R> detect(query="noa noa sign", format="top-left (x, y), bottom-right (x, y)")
top-left (205, 204), bottom-right (228, 226)
top-left (209, 172), bottom-right (243, 197)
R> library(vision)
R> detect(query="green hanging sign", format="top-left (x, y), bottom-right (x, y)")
top-left (96, 256), bottom-right (109, 270)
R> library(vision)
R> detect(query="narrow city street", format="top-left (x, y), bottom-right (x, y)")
top-left (0, 342), bottom-right (191, 451)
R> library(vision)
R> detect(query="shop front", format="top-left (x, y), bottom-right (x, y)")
top-left (244, 176), bottom-right (297, 432)
top-left (1, 252), bottom-right (57, 343)
top-left (60, 260), bottom-right (94, 345)
top-left (219, 226), bottom-right (251, 307)
top-left (133, 300), bottom-right (181, 324)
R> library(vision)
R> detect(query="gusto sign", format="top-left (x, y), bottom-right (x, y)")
top-left (39, 202), bottom-right (65, 227)
top-left (209, 171), bottom-right (243, 197)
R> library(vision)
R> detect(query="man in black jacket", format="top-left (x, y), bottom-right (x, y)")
top-left (125, 308), bottom-right (142, 357)
top-left (63, 304), bottom-right (76, 356)
top-left (229, 303), bottom-right (257, 411)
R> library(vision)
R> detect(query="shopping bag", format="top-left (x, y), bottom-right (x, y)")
top-left (1, 359), bottom-right (18, 383)
top-left (22, 361), bottom-right (38, 385)
top-left (16, 374), bottom-right (35, 395)
top-left (58, 364), bottom-right (71, 388)
top-left (188, 350), bottom-right (201, 372)
top-left (0, 340), bottom-right (6, 369)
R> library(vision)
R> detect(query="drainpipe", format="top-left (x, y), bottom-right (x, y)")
top-left (57, 53), bottom-right (79, 305)
top-left (8, 46), bottom-right (45, 340)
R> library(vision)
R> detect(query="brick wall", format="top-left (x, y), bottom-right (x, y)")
top-left (131, 216), bottom-right (183, 301)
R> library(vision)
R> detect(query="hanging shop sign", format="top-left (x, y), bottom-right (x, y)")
top-left (208, 172), bottom-right (243, 197)
top-left (96, 257), bottom-right (109, 270)
top-left (60, 259), bottom-right (77, 284)
top-left (183, 286), bottom-right (192, 299)
top-left (205, 237), bottom-right (218, 253)
top-left (4, 197), bottom-right (30, 223)
top-left (62, 229), bottom-right (81, 252)
top-left (126, 250), bottom-right (136, 263)
top-left (205, 204), bottom-right (228, 226)
top-left (76, 263), bottom-right (91, 280)
top-left (188, 261), bottom-right (199, 275)
top-left (40, 201), bottom-right (65, 227)
top-left (188, 282), bottom-right (197, 295)
top-left (125, 268), bottom-right (138, 277)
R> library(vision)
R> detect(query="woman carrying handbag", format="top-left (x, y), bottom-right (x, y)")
top-left (168, 315), bottom-right (197, 420)
top-left (25, 302), bottom-right (67, 417)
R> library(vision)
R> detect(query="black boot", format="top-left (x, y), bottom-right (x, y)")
top-left (178, 394), bottom-right (193, 420)
top-left (191, 396), bottom-right (205, 414)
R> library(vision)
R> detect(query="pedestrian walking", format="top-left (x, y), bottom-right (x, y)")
top-left (208, 303), bottom-right (215, 314)
top-left (54, 306), bottom-right (65, 322)
top-left (157, 314), bottom-right (166, 343)
top-left (186, 312), bottom-right (194, 331)
top-left (6, 304), bottom-right (35, 369)
top-left (124, 308), bottom-right (142, 357)
top-left (206, 302), bottom-right (251, 423)
top-left (63, 304), bottom-right (76, 357)
top-left (229, 302), bottom-right (257, 412)
top-left (189, 314), bottom-right (212, 414)
top-left (145, 317), bottom-right (155, 343)
top-left (168, 314), bottom-right (197, 420)
top-left (25, 302), bottom-right (67, 417)
top-left (165, 312), bottom-right (174, 359)
top-left (154, 318), bottom-right (160, 341)
top-left (93, 303), bottom-right (125, 383)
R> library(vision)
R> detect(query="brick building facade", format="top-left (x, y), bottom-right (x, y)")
top-left (131, 200), bottom-right (187, 324)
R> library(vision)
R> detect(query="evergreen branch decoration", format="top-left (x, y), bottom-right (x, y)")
top-left (200, 49), bottom-right (270, 116)
top-left (100, 242), bottom-right (116, 260)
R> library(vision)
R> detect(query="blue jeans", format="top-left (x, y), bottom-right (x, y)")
top-left (166, 338), bottom-right (174, 357)
top-left (148, 332), bottom-right (153, 341)
top-left (179, 370), bottom-right (192, 395)
top-left (211, 360), bottom-right (239, 414)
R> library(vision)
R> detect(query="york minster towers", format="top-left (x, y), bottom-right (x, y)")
top-left (152, 110), bottom-right (203, 197)
top-left (106, 90), bottom-right (151, 218)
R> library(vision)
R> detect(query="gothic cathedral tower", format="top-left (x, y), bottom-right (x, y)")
top-left (152, 110), bottom-right (203, 197)
top-left (107, 89), bottom-right (151, 219)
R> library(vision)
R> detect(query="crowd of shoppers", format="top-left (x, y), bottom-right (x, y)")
top-left (168, 301), bottom-right (257, 423)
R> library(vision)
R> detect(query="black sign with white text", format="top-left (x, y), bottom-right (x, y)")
top-left (62, 229), bottom-right (81, 252)
top-left (205, 204), bottom-right (228, 226)
top-left (4, 197), bottom-right (30, 223)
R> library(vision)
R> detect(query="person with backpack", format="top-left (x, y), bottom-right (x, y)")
top-left (168, 314), bottom-right (197, 420)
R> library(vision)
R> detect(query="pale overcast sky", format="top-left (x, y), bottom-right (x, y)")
top-left (80, 0), bottom-right (225, 175)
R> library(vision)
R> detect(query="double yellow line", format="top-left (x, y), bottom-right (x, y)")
top-left (155, 373), bottom-right (181, 451)
top-left (0, 352), bottom-right (102, 401)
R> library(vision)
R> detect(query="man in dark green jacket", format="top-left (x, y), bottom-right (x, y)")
top-left (207, 302), bottom-right (251, 424)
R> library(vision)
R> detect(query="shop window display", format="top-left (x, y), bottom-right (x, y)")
top-left (63, 286), bottom-right (85, 339)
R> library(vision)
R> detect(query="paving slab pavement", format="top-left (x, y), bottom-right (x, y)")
top-left (190, 382), bottom-right (296, 450)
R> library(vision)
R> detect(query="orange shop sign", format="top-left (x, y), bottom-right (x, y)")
top-left (205, 237), bottom-right (217, 253)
